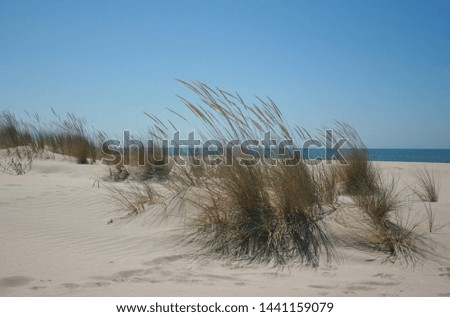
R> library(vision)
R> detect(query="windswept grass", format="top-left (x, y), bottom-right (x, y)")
top-left (0, 111), bottom-right (33, 150)
top-left (134, 80), bottom-right (440, 267)
top-left (151, 81), bottom-right (336, 266)
top-left (353, 212), bottom-right (435, 266)
top-left (424, 202), bottom-right (435, 233)
top-left (313, 164), bottom-right (340, 207)
top-left (0, 110), bottom-right (99, 166)
top-left (412, 168), bottom-right (440, 202)
top-left (351, 172), bottom-right (436, 265)
top-left (104, 181), bottom-right (160, 216)
top-left (49, 112), bottom-right (97, 164)
top-left (354, 177), bottom-right (402, 223)
top-left (0, 147), bottom-right (33, 175)
top-left (333, 123), bottom-right (378, 196)
top-left (326, 122), bottom-right (434, 265)
top-left (139, 146), bottom-right (172, 181)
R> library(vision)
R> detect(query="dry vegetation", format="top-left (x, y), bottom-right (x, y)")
top-left (1, 82), bottom-right (440, 267)
top-left (141, 81), bottom-right (339, 266)
top-left (104, 181), bottom-right (160, 216)
top-left (136, 81), bottom-right (436, 266)
top-left (0, 110), bottom-right (98, 169)
top-left (412, 168), bottom-right (440, 202)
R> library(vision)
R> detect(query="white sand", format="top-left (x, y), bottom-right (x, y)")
top-left (1, 156), bottom-right (450, 296)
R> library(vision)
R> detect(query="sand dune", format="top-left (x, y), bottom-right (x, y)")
top-left (1, 156), bottom-right (450, 296)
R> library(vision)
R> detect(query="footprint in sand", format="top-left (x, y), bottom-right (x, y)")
top-left (0, 276), bottom-right (33, 288)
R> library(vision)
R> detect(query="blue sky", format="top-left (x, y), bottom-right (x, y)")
top-left (1, 0), bottom-right (449, 148)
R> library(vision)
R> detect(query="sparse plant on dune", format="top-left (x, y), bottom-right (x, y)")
top-left (352, 208), bottom-right (436, 266)
top-left (104, 181), bottom-right (160, 216)
top-left (3, 82), bottom-right (439, 268)
top-left (350, 173), bottom-right (437, 265)
top-left (354, 177), bottom-right (402, 223)
top-left (1, 110), bottom-right (100, 165)
top-left (0, 112), bottom-right (36, 175)
top-left (412, 168), bottom-right (440, 202)
top-left (139, 146), bottom-right (172, 181)
top-left (0, 111), bottom-right (34, 150)
top-left (108, 164), bottom-right (130, 181)
top-left (0, 147), bottom-right (33, 175)
top-left (333, 122), bottom-right (378, 196)
top-left (423, 202), bottom-right (435, 233)
top-left (50, 112), bottom-right (97, 164)
top-left (313, 164), bottom-right (340, 207)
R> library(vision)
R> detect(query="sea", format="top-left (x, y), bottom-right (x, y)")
top-left (366, 149), bottom-right (450, 163)
top-left (131, 147), bottom-right (450, 163)
top-left (302, 148), bottom-right (450, 163)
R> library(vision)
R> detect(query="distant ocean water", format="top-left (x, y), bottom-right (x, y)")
top-left (367, 149), bottom-right (450, 163)
top-left (300, 148), bottom-right (450, 163)
top-left (135, 147), bottom-right (450, 163)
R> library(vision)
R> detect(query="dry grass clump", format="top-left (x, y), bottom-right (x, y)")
top-left (351, 173), bottom-right (435, 265)
top-left (353, 214), bottom-right (434, 266)
top-left (177, 159), bottom-right (333, 266)
top-left (313, 164), bottom-right (340, 207)
top-left (105, 181), bottom-right (160, 216)
top-left (138, 146), bottom-right (172, 181)
top-left (0, 110), bottom-right (99, 165)
top-left (0, 112), bottom-right (35, 175)
top-left (412, 168), bottom-right (440, 202)
top-left (109, 164), bottom-right (131, 181)
top-left (341, 149), bottom-right (378, 195)
top-left (0, 111), bottom-right (33, 150)
top-left (106, 144), bottom-right (172, 182)
top-left (333, 122), bottom-right (378, 196)
top-left (0, 147), bottom-right (33, 175)
top-left (330, 123), bottom-right (435, 264)
top-left (49, 112), bottom-right (97, 164)
top-left (354, 177), bottom-right (402, 222)
top-left (142, 81), bottom-right (436, 266)
top-left (329, 122), bottom-right (434, 264)
top-left (154, 81), bottom-right (335, 266)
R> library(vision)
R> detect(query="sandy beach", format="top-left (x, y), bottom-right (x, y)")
top-left (1, 155), bottom-right (449, 297)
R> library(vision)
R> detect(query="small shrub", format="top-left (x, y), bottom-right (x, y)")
top-left (341, 148), bottom-right (378, 196)
top-left (333, 122), bottom-right (378, 196)
top-left (0, 147), bottom-right (33, 175)
top-left (314, 164), bottom-right (340, 207)
top-left (0, 111), bottom-right (33, 149)
top-left (105, 181), bottom-right (159, 216)
top-left (353, 213), bottom-right (435, 266)
top-left (162, 81), bottom-right (335, 266)
top-left (50, 113), bottom-right (97, 164)
top-left (139, 146), bottom-right (172, 181)
top-left (354, 177), bottom-right (402, 223)
top-left (412, 168), bottom-right (440, 202)
top-left (352, 175), bottom-right (435, 266)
